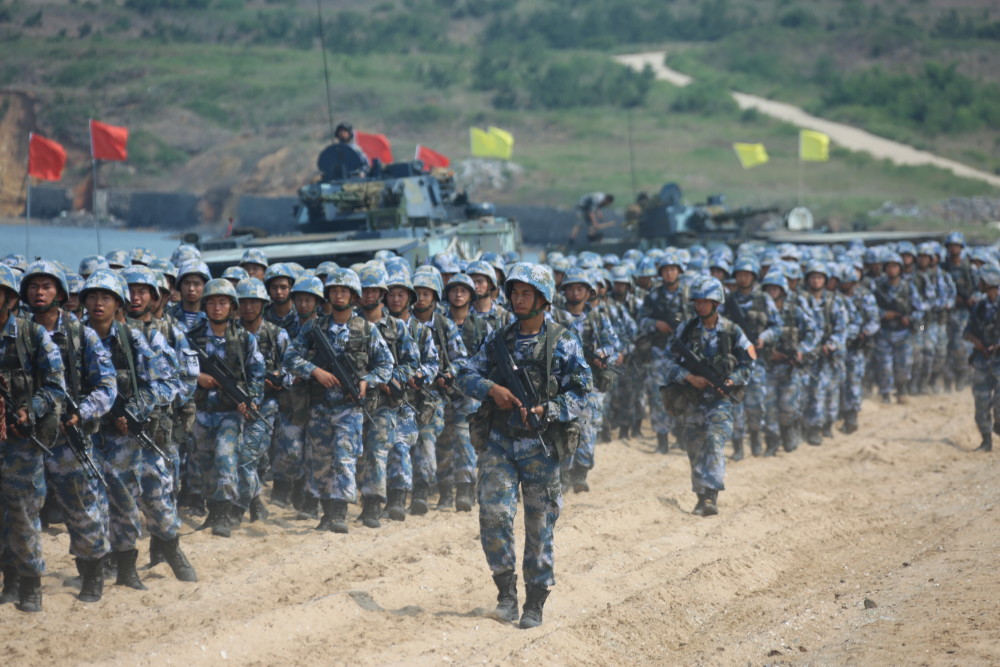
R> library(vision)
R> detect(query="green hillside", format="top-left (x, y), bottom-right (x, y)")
top-left (1, 0), bottom-right (997, 229)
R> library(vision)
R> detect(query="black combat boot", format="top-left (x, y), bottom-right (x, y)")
top-left (631, 420), bottom-right (644, 438)
top-left (159, 536), bottom-right (198, 582)
top-left (780, 424), bottom-right (798, 452)
top-left (455, 483), bottom-right (475, 512)
top-left (896, 389), bottom-right (908, 405)
top-left (821, 421), bottom-right (834, 438)
top-left (290, 477), bottom-right (306, 511)
top-left (270, 479), bottom-right (291, 508)
top-left (360, 496), bottom-right (382, 529)
top-left (249, 496), bottom-right (269, 522)
top-left (16, 575), bottom-right (42, 613)
top-left (730, 438), bottom-right (744, 462)
top-left (600, 421), bottom-right (612, 444)
top-left (881, 393), bottom-right (892, 404)
top-left (763, 431), bottom-right (780, 457)
top-left (317, 499), bottom-right (349, 533)
top-left (230, 503), bottom-right (245, 529)
top-left (76, 558), bottom-right (104, 603)
top-left (0, 565), bottom-right (20, 604)
top-left (205, 502), bottom-right (232, 537)
top-left (148, 534), bottom-right (165, 567)
top-left (655, 432), bottom-right (669, 454)
top-left (572, 466), bottom-right (590, 493)
top-left (618, 425), bottom-right (631, 441)
top-left (974, 434), bottom-right (992, 452)
top-left (296, 495), bottom-right (319, 521)
top-left (749, 430), bottom-right (762, 456)
top-left (114, 549), bottom-right (147, 590)
top-left (518, 585), bottom-right (550, 629)
top-left (410, 483), bottom-right (429, 516)
top-left (196, 501), bottom-right (221, 531)
top-left (805, 425), bottom-right (823, 446)
top-left (701, 489), bottom-right (719, 516)
top-left (386, 489), bottom-right (407, 521)
top-left (840, 410), bottom-right (858, 434)
top-left (492, 571), bottom-right (519, 623)
top-left (436, 483), bottom-right (454, 510)
top-left (182, 492), bottom-right (207, 517)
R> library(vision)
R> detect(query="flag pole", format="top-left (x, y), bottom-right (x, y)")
top-left (25, 132), bottom-right (33, 257)
top-left (626, 108), bottom-right (638, 198)
top-left (89, 120), bottom-right (104, 253)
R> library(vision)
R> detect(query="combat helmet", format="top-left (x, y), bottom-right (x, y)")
top-left (444, 273), bottom-right (476, 298)
top-left (177, 260), bottom-right (212, 284)
top-left (466, 260), bottom-right (498, 291)
top-left (690, 276), bottom-right (725, 303)
top-left (104, 249), bottom-right (131, 269)
top-left (236, 277), bottom-right (269, 302)
top-left (291, 275), bottom-right (326, 301)
top-left (222, 266), bottom-right (250, 283)
top-left (201, 278), bottom-right (239, 310)
top-left (240, 248), bottom-right (269, 269)
top-left (19, 260), bottom-right (70, 306)
top-left (503, 262), bottom-right (555, 305)
top-left (0, 264), bottom-right (18, 300)
top-left (79, 254), bottom-right (109, 277)
top-left (560, 266), bottom-right (596, 293)
top-left (761, 270), bottom-right (789, 295)
top-left (324, 268), bottom-right (363, 301)
top-left (80, 269), bottom-right (127, 307)
top-left (412, 272), bottom-right (443, 301)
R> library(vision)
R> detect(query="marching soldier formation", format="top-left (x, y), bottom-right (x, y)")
top-left (0, 232), bottom-right (995, 626)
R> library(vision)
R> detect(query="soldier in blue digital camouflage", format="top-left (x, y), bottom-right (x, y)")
top-left (722, 256), bottom-right (782, 458)
top-left (837, 264), bottom-right (880, 434)
top-left (944, 232), bottom-right (976, 391)
top-left (873, 253), bottom-right (925, 404)
top-left (660, 276), bottom-right (755, 516)
top-left (409, 269), bottom-right (467, 515)
top-left (799, 261), bottom-right (848, 445)
top-left (239, 248), bottom-right (269, 281)
top-left (638, 250), bottom-right (692, 453)
top-left (912, 243), bottom-right (956, 394)
top-left (82, 269), bottom-right (174, 593)
top-left (593, 268), bottom-right (631, 445)
top-left (122, 265), bottom-right (199, 583)
top-left (236, 277), bottom-right (290, 522)
top-left (551, 267), bottom-right (620, 493)
top-left (0, 264), bottom-right (66, 612)
top-left (188, 279), bottom-right (265, 537)
top-left (355, 263), bottom-right (421, 528)
top-left (608, 264), bottom-right (646, 440)
top-left (283, 268), bottom-right (393, 533)
top-left (20, 261), bottom-right (117, 603)
top-left (963, 264), bottom-right (1000, 452)
top-left (756, 271), bottom-right (820, 455)
top-left (168, 260), bottom-right (211, 515)
top-left (440, 273), bottom-right (489, 511)
top-left (457, 262), bottom-right (592, 629)
top-left (384, 266), bottom-right (440, 521)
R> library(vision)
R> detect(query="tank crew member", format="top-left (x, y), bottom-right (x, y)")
top-left (570, 192), bottom-right (615, 246)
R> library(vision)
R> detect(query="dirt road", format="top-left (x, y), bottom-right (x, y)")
top-left (2, 389), bottom-right (997, 665)
top-left (614, 51), bottom-right (1000, 190)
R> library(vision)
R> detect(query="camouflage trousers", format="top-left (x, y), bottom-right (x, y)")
top-left (946, 309), bottom-right (973, 387)
top-left (271, 413), bottom-right (307, 486)
top-left (139, 408), bottom-right (181, 540)
top-left (732, 401), bottom-right (746, 441)
top-left (609, 367), bottom-right (643, 429)
top-left (304, 404), bottom-right (363, 501)
top-left (388, 405), bottom-right (418, 492)
top-left (172, 401), bottom-right (199, 497)
top-left (803, 357), bottom-right (833, 428)
top-left (875, 328), bottom-right (912, 396)
top-left (192, 410), bottom-right (244, 505)
top-left (1, 437), bottom-right (48, 576)
top-left (674, 397), bottom-right (731, 494)
top-left (971, 359), bottom-right (1000, 438)
top-left (910, 325), bottom-right (934, 392)
top-left (45, 437), bottom-right (110, 561)
top-left (764, 363), bottom-right (803, 434)
top-left (437, 396), bottom-right (477, 487)
top-left (239, 399), bottom-right (278, 509)
top-left (825, 353), bottom-right (846, 425)
top-left (567, 391), bottom-right (604, 471)
top-left (646, 361), bottom-right (673, 435)
top-left (841, 348), bottom-right (867, 413)
top-left (358, 405), bottom-right (397, 502)
top-left (413, 397), bottom-right (444, 489)
top-left (477, 435), bottom-right (561, 587)
top-left (93, 430), bottom-right (143, 552)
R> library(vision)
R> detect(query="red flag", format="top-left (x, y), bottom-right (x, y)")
top-left (90, 119), bottom-right (128, 161)
top-left (28, 133), bottom-right (67, 181)
top-left (355, 131), bottom-right (393, 165)
top-left (415, 144), bottom-right (450, 170)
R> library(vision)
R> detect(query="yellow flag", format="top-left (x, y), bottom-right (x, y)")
top-left (732, 143), bottom-right (769, 169)
top-left (488, 126), bottom-right (514, 159)
top-left (470, 127), bottom-right (502, 158)
top-left (800, 129), bottom-right (830, 162)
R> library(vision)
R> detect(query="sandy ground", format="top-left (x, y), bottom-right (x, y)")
top-left (614, 52), bottom-right (1000, 190)
top-left (1, 388), bottom-right (997, 665)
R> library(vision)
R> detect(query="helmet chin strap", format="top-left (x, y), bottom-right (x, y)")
top-left (272, 296), bottom-right (290, 306)
top-left (564, 297), bottom-right (585, 307)
top-left (331, 303), bottom-right (352, 312)
top-left (515, 294), bottom-right (545, 321)
top-left (698, 303), bottom-right (718, 321)
top-left (208, 316), bottom-right (230, 325)
top-left (30, 300), bottom-right (61, 315)
top-left (412, 303), bottom-right (434, 314)
top-left (361, 301), bottom-right (381, 311)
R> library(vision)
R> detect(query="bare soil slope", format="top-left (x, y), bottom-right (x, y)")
top-left (2, 390), bottom-right (997, 665)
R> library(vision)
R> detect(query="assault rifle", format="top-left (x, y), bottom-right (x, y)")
top-left (491, 334), bottom-right (551, 455)
top-left (109, 397), bottom-right (167, 458)
top-left (310, 328), bottom-right (374, 421)
top-left (0, 380), bottom-right (54, 456)
top-left (385, 377), bottom-right (417, 412)
top-left (62, 395), bottom-right (107, 488)
top-left (670, 338), bottom-right (743, 403)
top-left (189, 341), bottom-right (272, 433)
